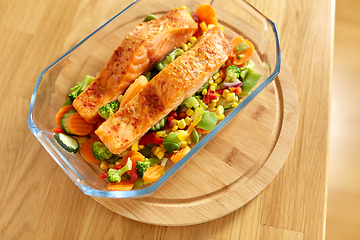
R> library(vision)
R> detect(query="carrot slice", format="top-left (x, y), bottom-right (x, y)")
top-left (120, 151), bottom-right (145, 174)
top-left (195, 4), bottom-right (217, 26)
top-left (80, 138), bottom-right (100, 164)
top-left (228, 37), bottom-right (254, 66)
top-left (55, 105), bottom-right (74, 127)
top-left (67, 113), bottom-right (94, 136)
top-left (171, 146), bottom-right (191, 163)
top-left (120, 75), bottom-right (148, 107)
top-left (107, 181), bottom-right (134, 191)
top-left (142, 164), bottom-right (165, 183)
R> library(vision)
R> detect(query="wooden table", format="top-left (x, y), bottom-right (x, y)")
top-left (0, 0), bottom-right (333, 239)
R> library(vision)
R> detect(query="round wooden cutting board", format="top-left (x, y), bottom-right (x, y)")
top-left (93, 57), bottom-right (298, 226)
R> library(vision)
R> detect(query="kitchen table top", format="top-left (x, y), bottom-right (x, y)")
top-left (0, 0), bottom-right (333, 239)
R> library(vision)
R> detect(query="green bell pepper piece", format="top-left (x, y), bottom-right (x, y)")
top-left (196, 112), bottom-right (218, 131)
top-left (239, 72), bottom-right (262, 96)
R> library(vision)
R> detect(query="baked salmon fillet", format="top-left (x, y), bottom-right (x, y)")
top-left (95, 27), bottom-right (232, 154)
top-left (72, 9), bottom-right (198, 124)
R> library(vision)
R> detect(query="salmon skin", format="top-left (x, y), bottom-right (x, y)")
top-left (95, 27), bottom-right (232, 154)
top-left (72, 9), bottom-right (198, 124)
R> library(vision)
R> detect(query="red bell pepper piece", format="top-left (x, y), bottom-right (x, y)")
top-left (169, 111), bottom-right (178, 119)
top-left (129, 164), bottom-right (138, 183)
top-left (168, 116), bottom-right (174, 121)
top-left (215, 89), bottom-right (224, 95)
top-left (139, 132), bottom-right (156, 145)
top-left (113, 163), bottom-right (125, 170)
top-left (99, 172), bottom-right (108, 178)
top-left (52, 127), bottom-right (65, 134)
top-left (233, 86), bottom-right (242, 95)
top-left (203, 90), bottom-right (217, 104)
top-left (149, 137), bottom-right (163, 145)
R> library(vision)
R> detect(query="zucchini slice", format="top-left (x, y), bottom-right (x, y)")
top-left (60, 109), bottom-right (77, 135)
top-left (54, 133), bottom-right (79, 153)
top-left (217, 96), bottom-right (238, 110)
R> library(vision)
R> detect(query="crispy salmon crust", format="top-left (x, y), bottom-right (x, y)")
top-left (96, 27), bottom-right (232, 154)
top-left (72, 9), bottom-right (198, 124)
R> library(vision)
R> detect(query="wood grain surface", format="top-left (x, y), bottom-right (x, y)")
top-left (94, 58), bottom-right (298, 225)
top-left (0, 0), bottom-right (333, 239)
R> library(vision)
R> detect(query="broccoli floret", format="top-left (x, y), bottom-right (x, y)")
top-left (135, 161), bottom-right (151, 177)
top-left (98, 101), bottom-right (120, 119)
top-left (224, 65), bottom-right (241, 82)
top-left (240, 60), bottom-right (255, 80)
top-left (92, 141), bottom-right (112, 161)
top-left (68, 75), bottom-right (94, 101)
top-left (135, 157), bottom-right (162, 177)
top-left (107, 158), bottom-right (132, 183)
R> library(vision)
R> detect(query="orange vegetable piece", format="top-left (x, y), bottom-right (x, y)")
top-left (120, 75), bottom-right (148, 107)
top-left (228, 36), bottom-right (254, 66)
top-left (107, 181), bottom-right (134, 191)
top-left (219, 67), bottom-right (226, 79)
top-left (67, 113), bottom-right (94, 136)
top-left (195, 4), bottom-right (217, 26)
top-left (80, 138), bottom-right (100, 164)
top-left (142, 164), bottom-right (165, 183)
top-left (199, 21), bottom-right (207, 32)
top-left (196, 128), bottom-right (211, 135)
top-left (171, 146), bottom-right (191, 163)
top-left (55, 105), bottom-right (74, 127)
top-left (120, 150), bottom-right (145, 174)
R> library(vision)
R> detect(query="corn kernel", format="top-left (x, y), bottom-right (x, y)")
top-left (208, 24), bottom-right (216, 29)
top-left (209, 85), bottom-right (215, 92)
top-left (155, 130), bottom-right (166, 138)
top-left (200, 22), bottom-right (207, 32)
top-left (208, 78), bottom-right (214, 84)
top-left (208, 107), bottom-right (216, 112)
top-left (172, 125), bottom-right (178, 132)
top-left (211, 96), bottom-right (219, 103)
top-left (108, 163), bottom-right (115, 168)
top-left (177, 130), bottom-right (189, 141)
top-left (215, 77), bottom-right (223, 84)
top-left (185, 116), bottom-right (192, 126)
top-left (131, 140), bottom-right (139, 151)
top-left (187, 137), bottom-right (192, 145)
top-left (115, 161), bottom-right (122, 166)
top-left (152, 146), bottom-right (160, 156)
top-left (177, 119), bottom-right (186, 129)
top-left (181, 43), bottom-right (188, 51)
top-left (216, 105), bottom-right (224, 115)
top-left (180, 141), bottom-right (188, 148)
top-left (180, 6), bottom-right (187, 10)
top-left (222, 89), bottom-right (230, 98)
top-left (189, 36), bottom-right (197, 44)
top-left (100, 161), bottom-right (108, 170)
top-left (138, 145), bottom-right (145, 150)
top-left (217, 113), bottom-right (225, 120)
top-left (202, 89), bottom-right (208, 96)
top-left (208, 102), bottom-right (216, 108)
top-left (232, 102), bottom-right (239, 108)
top-left (186, 108), bottom-right (194, 116)
top-left (226, 92), bottom-right (236, 102)
top-left (219, 25), bottom-right (224, 31)
top-left (174, 7), bottom-right (179, 10)
top-left (240, 99), bottom-right (243, 102)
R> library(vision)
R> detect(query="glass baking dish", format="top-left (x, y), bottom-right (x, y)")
top-left (28, 0), bottom-right (280, 198)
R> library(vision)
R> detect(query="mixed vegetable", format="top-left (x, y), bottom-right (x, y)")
top-left (52, 5), bottom-right (262, 191)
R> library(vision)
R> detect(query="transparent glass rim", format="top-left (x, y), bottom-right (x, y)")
top-left (28, 0), bottom-right (281, 198)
